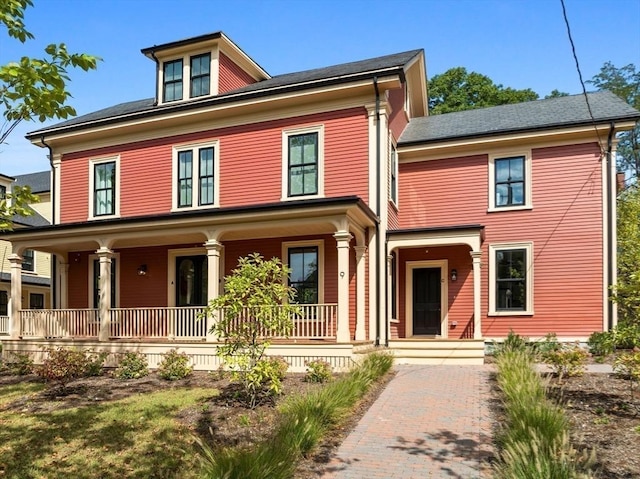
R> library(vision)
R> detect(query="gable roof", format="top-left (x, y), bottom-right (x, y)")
top-left (26, 49), bottom-right (423, 139)
top-left (13, 207), bottom-right (50, 228)
top-left (399, 91), bottom-right (640, 145)
top-left (15, 170), bottom-right (50, 194)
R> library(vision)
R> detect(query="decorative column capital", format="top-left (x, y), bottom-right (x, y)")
top-left (470, 251), bottom-right (482, 263)
top-left (8, 253), bottom-right (22, 265)
top-left (96, 246), bottom-right (113, 258)
top-left (334, 230), bottom-right (353, 246)
top-left (354, 245), bottom-right (367, 260)
top-left (204, 239), bottom-right (223, 254)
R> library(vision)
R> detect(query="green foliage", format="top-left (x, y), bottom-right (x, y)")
top-left (157, 349), bottom-right (193, 381)
top-left (542, 343), bottom-right (589, 380)
top-left (84, 350), bottom-right (108, 377)
top-left (545, 89), bottom-right (570, 99)
top-left (587, 331), bottom-right (615, 356)
top-left (304, 359), bottom-right (333, 383)
top-left (36, 347), bottom-right (89, 390)
top-left (613, 185), bottom-right (640, 324)
top-left (428, 67), bottom-right (539, 115)
top-left (0, 184), bottom-right (39, 232)
top-left (493, 330), bottom-right (531, 357)
top-left (113, 352), bottom-right (149, 380)
top-left (4, 351), bottom-right (34, 375)
top-left (199, 352), bottom-right (393, 479)
top-left (613, 350), bottom-right (640, 381)
top-left (588, 323), bottom-right (640, 356)
top-left (204, 253), bottom-right (299, 408)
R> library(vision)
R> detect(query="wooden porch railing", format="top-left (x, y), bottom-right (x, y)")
top-left (20, 309), bottom-right (99, 338)
top-left (109, 307), bottom-right (207, 340)
top-left (0, 315), bottom-right (8, 335)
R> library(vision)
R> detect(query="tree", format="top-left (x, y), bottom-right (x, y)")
top-left (589, 62), bottom-right (640, 184)
top-left (428, 67), bottom-right (539, 115)
top-left (545, 89), bottom-right (570, 99)
top-left (0, 0), bottom-right (99, 230)
top-left (204, 253), bottom-right (300, 408)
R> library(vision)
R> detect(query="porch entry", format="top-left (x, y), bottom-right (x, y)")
top-left (412, 268), bottom-right (441, 335)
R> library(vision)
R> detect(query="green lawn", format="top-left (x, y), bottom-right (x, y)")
top-left (0, 383), bottom-right (218, 479)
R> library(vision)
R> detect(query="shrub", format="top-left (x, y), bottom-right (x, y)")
top-left (305, 359), bottom-right (333, 383)
top-left (542, 343), bottom-right (589, 380)
top-left (114, 352), bottom-right (149, 379)
top-left (36, 348), bottom-right (90, 390)
top-left (5, 352), bottom-right (34, 375)
top-left (494, 330), bottom-right (530, 357)
top-left (157, 349), bottom-right (193, 381)
top-left (85, 350), bottom-right (108, 377)
top-left (588, 323), bottom-right (640, 356)
top-left (613, 349), bottom-right (640, 381)
top-left (587, 330), bottom-right (615, 356)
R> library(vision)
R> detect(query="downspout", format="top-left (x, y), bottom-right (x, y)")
top-left (150, 50), bottom-right (160, 106)
top-left (373, 77), bottom-right (382, 346)
top-left (41, 135), bottom-right (57, 308)
top-left (606, 122), bottom-right (615, 330)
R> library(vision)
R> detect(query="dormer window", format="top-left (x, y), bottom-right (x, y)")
top-left (163, 59), bottom-right (183, 102)
top-left (190, 53), bottom-right (210, 98)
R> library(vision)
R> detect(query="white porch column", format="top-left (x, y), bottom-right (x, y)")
top-left (96, 247), bottom-right (113, 342)
top-left (8, 254), bottom-right (23, 339)
top-left (59, 258), bottom-right (69, 309)
top-left (471, 251), bottom-right (482, 339)
top-left (386, 253), bottom-right (393, 339)
top-left (205, 239), bottom-right (223, 342)
top-left (354, 246), bottom-right (367, 341)
top-left (334, 230), bottom-right (353, 343)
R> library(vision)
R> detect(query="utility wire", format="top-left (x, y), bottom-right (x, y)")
top-left (560, 0), bottom-right (606, 155)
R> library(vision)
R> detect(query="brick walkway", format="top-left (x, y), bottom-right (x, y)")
top-left (320, 365), bottom-right (494, 479)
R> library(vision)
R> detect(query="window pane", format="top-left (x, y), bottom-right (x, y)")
top-left (496, 249), bottom-right (526, 310)
top-left (289, 166), bottom-right (304, 196)
top-left (94, 162), bottom-right (115, 216)
top-left (178, 151), bottom-right (193, 207)
top-left (509, 158), bottom-right (524, 181)
top-left (288, 247), bottom-right (319, 304)
top-left (511, 183), bottom-right (524, 205)
top-left (496, 184), bottom-right (509, 206)
top-left (496, 159), bottom-right (510, 182)
top-left (200, 177), bottom-right (213, 205)
top-left (23, 249), bottom-right (35, 272)
top-left (190, 54), bottom-right (210, 98)
top-left (289, 139), bottom-right (303, 166)
top-left (303, 165), bottom-right (317, 194)
top-left (0, 290), bottom-right (8, 316)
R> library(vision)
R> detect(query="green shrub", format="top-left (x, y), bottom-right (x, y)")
top-left (588, 323), bottom-right (640, 357)
top-left (542, 343), bottom-right (589, 380)
top-left (157, 349), bottom-right (193, 381)
top-left (5, 352), bottom-right (34, 375)
top-left (36, 348), bottom-right (89, 390)
top-left (613, 349), bottom-right (640, 381)
top-left (304, 359), bottom-right (333, 383)
top-left (587, 330), bottom-right (615, 356)
top-left (494, 330), bottom-right (531, 357)
top-left (114, 352), bottom-right (149, 379)
top-left (84, 350), bottom-right (108, 377)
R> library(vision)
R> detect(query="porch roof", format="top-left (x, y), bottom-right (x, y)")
top-left (387, 224), bottom-right (485, 252)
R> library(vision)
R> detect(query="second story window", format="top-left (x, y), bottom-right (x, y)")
top-left (163, 59), bottom-right (183, 102)
top-left (190, 53), bottom-right (210, 98)
top-left (286, 131), bottom-right (322, 198)
top-left (488, 151), bottom-right (532, 211)
top-left (173, 141), bottom-right (219, 210)
top-left (94, 161), bottom-right (116, 216)
top-left (22, 249), bottom-right (35, 272)
top-left (390, 145), bottom-right (398, 204)
top-left (0, 185), bottom-right (6, 199)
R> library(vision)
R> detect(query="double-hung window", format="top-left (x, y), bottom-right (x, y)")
top-left (22, 249), bottom-right (35, 272)
top-left (89, 157), bottom-right (119, 220)
top-left (190, 53), bottom-right (210, 98)
top-left (489, 242), bottom-right (533, 315)
top-left (0, 290), bottom-right (7, 316)
top-left (488, 152), bottom-right (532, 211)
top-left (390, 145), bottom-right (398, 204)
top-left (283, 126), bottom-right (324, 199)
top-left (173, 141), bottom-right (219, 210)
top-left (163, 59), bottom-right (183, 102)
top-left (0, 185), bottom-right (6, 199)
top-left (288, 247), bottom-right (319, 304)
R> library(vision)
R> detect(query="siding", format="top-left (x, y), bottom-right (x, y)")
top-left (388, 87), bottom-right (408, 141)
top-left (218, 52), bottom-right (257, 94)
top-left (396, 142), bottom-right (604, 337)
top-left (60, 108), bottom-right (369, 223)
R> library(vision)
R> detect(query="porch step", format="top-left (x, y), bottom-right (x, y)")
top-left (389, 339), bottom-right (485, 365)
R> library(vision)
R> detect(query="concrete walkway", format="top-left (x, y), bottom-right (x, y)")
top-left (321, 365), bottom-right (494, 479)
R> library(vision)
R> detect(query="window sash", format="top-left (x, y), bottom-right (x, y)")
top-left (288, 246), bottom-right (319, 304)
top-left (198, 147), bottom-right (214, 206)
top-left (22, 249), bottom-right (35, 272)
top-left (93, 258), bottom-right (117, 308)
top-left (190, 53), bottom-right (210, 98)
top-left (163, 59), bottom-right (183, 102)
top-left (94, 162), bottom-right (115, 216)
top-left (288, 133), bottom-right (318, 197)
top-left (495, 249), bottom-right (526, 310)
top-left (177, 151), bottom-right (193, 207)
top-left (0, 290), bottom-right (8, 316)
top-left (390, 146), bottom-right (398, 203)
top-left (495, 156), bottom-right (525, 207)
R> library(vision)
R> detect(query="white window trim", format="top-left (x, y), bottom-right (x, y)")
top-left (171, 139), bottom-right (220, 211)
top-left (87, 252), bottom-right (121, 308)
top-left (389, 141), bottom-right (399, 208)
top-left (282, 239), bottom-right (325, 304)
top-left (281, 125), bottom-right (325, 201)
top-left (21, 249), bottom-right (36, 274)
top-left (88, 156), bottom-right (120, 221)
top-left (488, 242), bottom-right (534, 316)
top-left (158, 49), bottom-right (215, 104)
top-left (167, 247), bottom-right (213, 307)
top-left (488, 150), bottom-right (533, 212)
top-left (405, 260), bottom-right (449, 339)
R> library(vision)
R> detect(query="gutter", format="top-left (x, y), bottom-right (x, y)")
top-left (373, 76), bottom-right (382, 347)
top-left (150, 51), bottom-right (160, 106)
top-left (41, 135), bottom-right (57, 308)
top-left (606, 122), bottom-right (615, 330)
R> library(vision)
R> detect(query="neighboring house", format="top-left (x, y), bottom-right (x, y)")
top-left (0, 171), bottom-right (51, 335)
top-left (1, 32), bottom-right (638, 368)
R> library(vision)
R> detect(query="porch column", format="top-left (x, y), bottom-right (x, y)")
top-left (8, 254), bottom-right (22, 339)
top-left (205, 239), bottom-right (223, 342)
top-left (386, 254), bottom-right (393, 340)
top-left (471, 251), bottom-right (482, 339)
top-left (96, 247), bottom-right (113, 342)
top-left (334, 230), bottom-right (353, 343)
top-left (59, 259), bottom-right (69, 309)
top-left (354, 246), bottom-right (367, 341)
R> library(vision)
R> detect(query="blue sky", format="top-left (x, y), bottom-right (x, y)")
top-left (1, 0), bottom-right (639, 176)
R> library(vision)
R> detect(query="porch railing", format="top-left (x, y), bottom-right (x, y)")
top-left (0, 315), bottom-right (8, 335)
top-left (109, 307), bottom-right (207, 340)
top-left (20, 309), bottom-right (99, 338)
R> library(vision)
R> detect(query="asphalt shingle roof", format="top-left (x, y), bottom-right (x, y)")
top-left (27, 50), bottom-right (423, 137)
top-left (0, 272), bottom-right (50, 286)
top-left (13, 207), bottom-right (50, 228)
top-left (15, 170), bottom-right (50, 194)
top-left (399, 91), bottom-right (640, 145)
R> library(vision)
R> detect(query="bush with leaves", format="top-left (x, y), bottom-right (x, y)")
top-left (203, 253), bottom-right (299, 408)
top-left (4, 352), bottom-right (34, 375)
top-left (588, 323), bottom-right (640, 357)
top-left (84, 350), bottom-right (108, 376)
top-left (113, 352), bottom-right (149, 379)
top-left (36, 347), bottom-right (89, 391)
top-left (542, 343), bottom-right (589, 380)
top-left (614, 349), bottom-right (640, 381)
top-left (157, 349), bottom-right (193, 381)
top-left (305, 359), bottom-right (333, 383)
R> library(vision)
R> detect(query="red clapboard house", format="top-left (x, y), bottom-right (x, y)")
top-left (2, 32), bottom-right (638, 368)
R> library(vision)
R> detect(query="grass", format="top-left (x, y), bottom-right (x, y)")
top-left (0, 386), bottom-right (218, 479)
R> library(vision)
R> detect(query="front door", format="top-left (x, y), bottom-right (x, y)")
top-left (413, 267), bottom-right (441, 335)
top-left (175, 256), bottom-right (208, 306)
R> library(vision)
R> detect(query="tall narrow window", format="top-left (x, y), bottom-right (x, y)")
top-left (22, 249), bottom-right (35, 272)
top-left (495, 156), bottom-right (525, 207)
top-left (199, 147), bottom-right (214, 205)
top-left (288, 133), bottom-right (318, 197)
top-left (391, 252), bottom-right (397, 318)
top-left (177, 151), bottom-right (193, 207)
top-left (0, 185), bottom-right (6, 199)
top-left (29, 293), bottom-right (44, 310)
top-left (94, 161), bottom-right (115, 216)
top-left (190, 53), bottom-right (210, 98)
top-left (288, 247), bottom-right (319, 304)
top-left (0, 291), bottom-right (8, 316)
top-left (163, 59), bottom-right (183, 102)
top-left (495, 249), bottom-right (526, 311)
top-left (93, 258), bottom-right (117, 308)
top-left (390, 145), bottom-right (398, 204)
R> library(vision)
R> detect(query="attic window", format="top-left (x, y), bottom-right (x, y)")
top-left (163, 59), bottom-right (183, 102)
top-left (190, 53), bottom-right (210, 98)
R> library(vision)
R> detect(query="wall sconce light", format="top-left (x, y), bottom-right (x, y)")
top-left (450, 269), bottom-right (457, 282)
top-left (137, 264), bottom-right (148, 276)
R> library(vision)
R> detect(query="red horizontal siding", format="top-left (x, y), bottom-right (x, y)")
top-left (218, 52), bottom-right (256, 94)
top-left (388, 87), bottom-right (408, 141)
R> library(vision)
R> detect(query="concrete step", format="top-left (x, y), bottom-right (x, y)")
top-left (393, 356), bottom-right (484, 365)
top-left (389, 339), bottom-right (485, 365)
